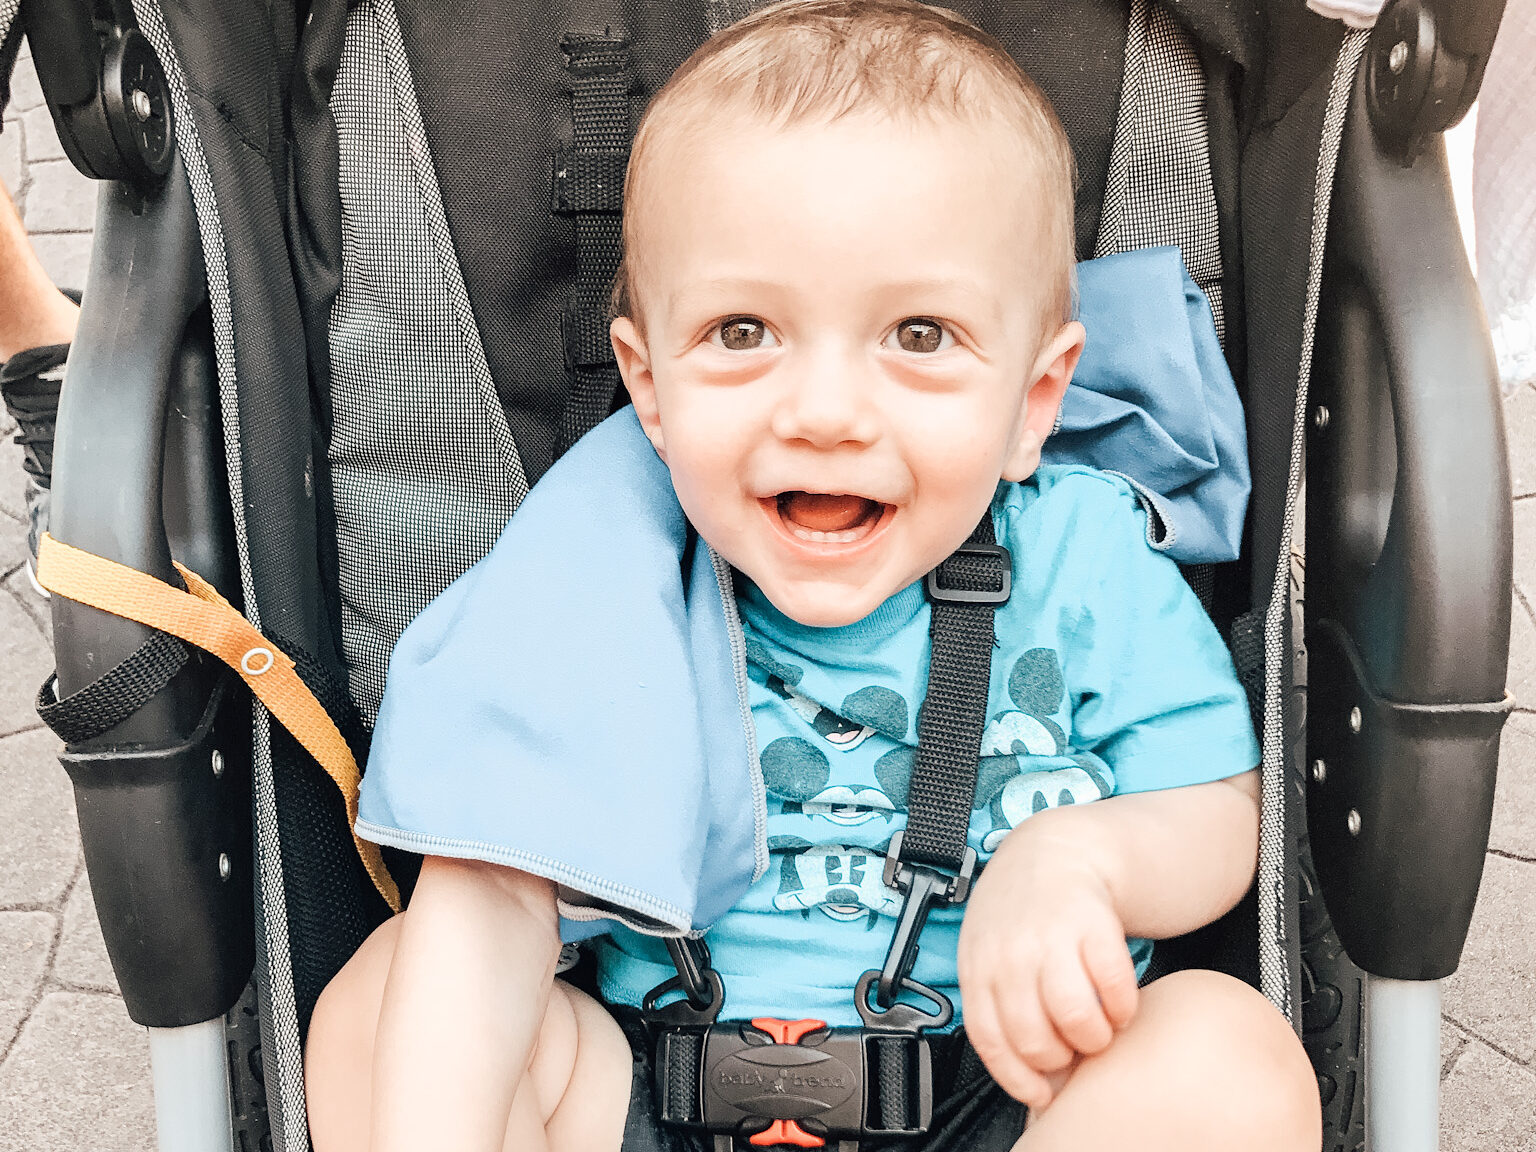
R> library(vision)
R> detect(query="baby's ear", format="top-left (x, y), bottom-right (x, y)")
top-left (1002, 320), bottom-right (1085, 482)
top-left (610, 316), bottom-right (666, 461)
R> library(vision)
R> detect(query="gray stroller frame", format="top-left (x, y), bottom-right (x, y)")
top-left (8, 0), bottom-right (1514, 1149)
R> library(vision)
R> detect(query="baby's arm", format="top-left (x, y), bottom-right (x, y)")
top-left (369, 857), bottom-right (562, 1152)
top-left (956, 769), bottom-right (1260, 1111)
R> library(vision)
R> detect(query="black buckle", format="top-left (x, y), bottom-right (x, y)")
top-left (924, 543), bottom-right (1011, 605)
top-left (656, 1017), bottom-right (935, 1148)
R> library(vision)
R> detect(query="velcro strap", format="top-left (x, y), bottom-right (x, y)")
top-left (36, 630), bottom-right (190, 745)
top-left (551, 148), bottom-right (627, 214)
top-left (34, 532), bottom-right (401, 911)
top-left (562, 306), bottom-right (617, 368)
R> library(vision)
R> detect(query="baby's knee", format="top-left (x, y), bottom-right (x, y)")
top-left (305, 914), bottom-right (405, 1150)
top-left (533, 983), bottom-right (632, 1149)
top-left (309, 914), bottom-right (404, 1057)
top-left (1146, 970), bottom-right (1320, 1145)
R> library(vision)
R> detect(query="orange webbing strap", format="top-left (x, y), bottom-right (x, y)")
top-left (35, 533), bottom-right (401, 912)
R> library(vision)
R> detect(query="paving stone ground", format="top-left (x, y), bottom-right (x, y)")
top-left (1, 37), bottom-right (1532, 1152)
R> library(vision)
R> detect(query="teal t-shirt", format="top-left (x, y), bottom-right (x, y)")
top-left (594, 466), bottom-right (1259, 1025)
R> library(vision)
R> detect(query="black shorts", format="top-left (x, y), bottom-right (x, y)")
top-left (612, 1006), bottom-right (1028, 1152)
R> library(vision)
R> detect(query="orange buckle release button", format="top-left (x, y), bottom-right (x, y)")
top-left (748, 1119), bottom-right (825, 1147)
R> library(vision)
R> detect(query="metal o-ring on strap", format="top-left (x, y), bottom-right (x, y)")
top-left (241, 646), bottom-right (275, 675)
top-left (32, 532), bottom-right (401, 911)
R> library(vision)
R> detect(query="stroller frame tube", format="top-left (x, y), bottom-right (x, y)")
top-left (148, 1020), bottom-right (236, 1152)
top-left (1364, 976), bottom-right (1441, 1152)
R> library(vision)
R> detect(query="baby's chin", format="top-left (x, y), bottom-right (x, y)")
top-left (750, 576), bottom-right (903, 629)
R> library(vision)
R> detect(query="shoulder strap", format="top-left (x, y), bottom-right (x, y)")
top-left (552, 31), bottom-right (634, 459)
top-left (898, 514), bottom-right (1010, 874)
top-left (868, 514), bottom-right (1009, 1013)
top-left (652, 515), bottom-right (1010, 1024)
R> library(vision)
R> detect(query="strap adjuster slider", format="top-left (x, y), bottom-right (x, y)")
top-left (924, 542), bottom-right (1011, 605)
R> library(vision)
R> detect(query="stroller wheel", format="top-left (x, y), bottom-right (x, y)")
top-left (1292, 550), bottom-right (1366, 1152)
top-left (226, 979), bottom-right (272, 1152)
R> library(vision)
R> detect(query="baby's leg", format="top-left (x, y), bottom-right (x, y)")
top-left (305, 914), bottom-right (631, 1152)
top-left (1014, 969), bottom-right (1319, 1152)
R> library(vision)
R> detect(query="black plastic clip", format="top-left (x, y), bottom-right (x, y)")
top-left (644, 938), bottom-right (724, 1026)
top-left (924, 543), bottom-right (1011, 605)
top-left (870, 832), bottom-right (975, 1013)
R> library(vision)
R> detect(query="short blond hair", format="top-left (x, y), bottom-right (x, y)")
top-left (612, 0), bottom-right (1076, 326)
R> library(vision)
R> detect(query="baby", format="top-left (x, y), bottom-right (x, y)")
top-left (305, 3), bottom-right (1318, 1150)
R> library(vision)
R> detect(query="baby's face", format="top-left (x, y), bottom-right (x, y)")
top-left (613, 111), bottom-right (1082, 628)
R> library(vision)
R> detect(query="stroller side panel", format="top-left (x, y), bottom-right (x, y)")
top-left (1308, 57), bottom-right (1511, 982)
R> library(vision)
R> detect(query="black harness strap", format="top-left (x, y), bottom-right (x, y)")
top-left (646, 516), bottom-right (1012, 1148)
top-left (553, 32), bottom-right (633, 459)
top-left (871, 514), bottom-right (1008, 1010)
top-left (901, 517), bottom-right (1009, 873)
top-left (36, 631), bottom-right (191, 745)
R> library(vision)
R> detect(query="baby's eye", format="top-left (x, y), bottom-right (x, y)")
top-left (713, 317), bottom-right (776, 351)
top-left (887, 318), bottom-right (952, 354)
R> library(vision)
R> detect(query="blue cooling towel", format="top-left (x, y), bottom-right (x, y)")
top-left (357, 246), bottom-right (1248, 939)
top-left (1052, 248), bottom-right (1248, 563)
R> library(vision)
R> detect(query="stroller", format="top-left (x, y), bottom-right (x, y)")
top-left (9, 0), bottom-right (1514, 1148)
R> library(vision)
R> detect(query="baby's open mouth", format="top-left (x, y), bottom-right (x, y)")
top-left (772, 491), bottom-right (888, 544)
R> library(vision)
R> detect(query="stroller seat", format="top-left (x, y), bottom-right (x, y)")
top-left (8, 0), bottom-right (1513, 1150)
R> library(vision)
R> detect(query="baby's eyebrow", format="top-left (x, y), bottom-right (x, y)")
top-left (866, 278), bottom-right (1007, 330)
top-left (667, 276), bottom-right (1002, 323)
top-left (667, 278), bottom-right (788, 314)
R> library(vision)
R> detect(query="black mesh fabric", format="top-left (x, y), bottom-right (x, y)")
top-left (1237, 13), bottom-right (1347, 1012)
top-left (363, 0), bottom-right (1138, 487)
top-left (383, 0), bottom-right (709, 484)
top-left (0, 6), bottom-right (22, 122)
top-left (156, 0), bottom-right (389, 1053)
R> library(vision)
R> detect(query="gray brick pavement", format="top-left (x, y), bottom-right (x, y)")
top-left (0, 35), bottom-right (1531, 1152)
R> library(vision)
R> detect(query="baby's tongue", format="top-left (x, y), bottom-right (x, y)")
top-left (780, 492), bottom-right (876, 532)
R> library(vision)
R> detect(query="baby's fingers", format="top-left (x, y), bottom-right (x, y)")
top-left (962, 980), bottom-right (1059, 1112)
top-left (1039, 946), bottom-right (1113, 1055)
top-left (994, 967), bottom-right (1075, 1072)
top-left (1081, 932), bottom-right (1139, 1031)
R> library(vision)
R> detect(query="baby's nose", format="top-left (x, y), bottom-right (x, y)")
top-left (770, 357), bottom-right (878, 447)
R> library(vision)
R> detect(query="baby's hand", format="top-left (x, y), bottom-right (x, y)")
top-left (956, 830), bottom-right (1138, 1112)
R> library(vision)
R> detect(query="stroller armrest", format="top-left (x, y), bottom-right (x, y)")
top-left (46, 156), bottom-right (254, 1026)
top-left (1303, 64), bottom-right (1512, 981)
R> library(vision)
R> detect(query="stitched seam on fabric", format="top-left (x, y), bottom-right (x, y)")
top-left (1101, 469), bottom-right (1179, 550)
top-left (558, 902), bottom-right (710, 940)
top-left (1258, 28), bottom-right (1368, 1019)
top-left (131, 6), bottom-right (306, 1150)
top-left (712, 545), bottom-right (770, 884)
top-left (354, 820), bottom-right (692, 928)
